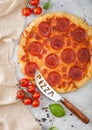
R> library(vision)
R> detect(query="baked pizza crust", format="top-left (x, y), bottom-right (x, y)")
top-left (18, 12), bottom-right (92, 93)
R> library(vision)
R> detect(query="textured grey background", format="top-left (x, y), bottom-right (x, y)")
top-left (13, 0), bottom-right (92, 130)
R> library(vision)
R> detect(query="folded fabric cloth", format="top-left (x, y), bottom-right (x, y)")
top-left (0, 0), bottom-right (42, 130)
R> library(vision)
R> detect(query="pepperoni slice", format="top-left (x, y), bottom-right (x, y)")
top-left (50, 35), bottom-right (65, 50)
top-left (47, 71), bottom-right (61, 87)
top-left (57, 17), bottom-right (70, 32)
top-left (45, 54), bottom-right (59, 69)
top-left (29, 32), bottom-right (34, 38)
top-left (71, 27), bottom-right (86, 42)
top-left (38, 22), bottom-right (51, 37)
top-left (21, 55), bottom-right (29, 62)
top-left (77, 48), bottom-right (90, 63)
top-left (28, 41), bottom-right (42, 56)
top-left (69, 66), bottom-right (83, 81)
top-left (43, 68), bottom-right (48, 74)
top-left (25, 62), bottom-right (38, 77)
top-left (61, 66), bottom-right (67, 72)
top-left (61, 49), bottom-right (75, 63)
top-left (82, 64), bottom-right (87, 70)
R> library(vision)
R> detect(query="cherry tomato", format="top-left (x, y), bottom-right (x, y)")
top-left (30, 0), bottom-right (39, 6)
top-left (23, 97), bottom-right (32, 105)
top-left (19, 78), bottom-right (29, 87)
top-left (32, 99), bottom-right (40, 107)
top-left (32, 91), bottom-right (40, 99)
top-left (27, 84), bottom-right (36, 93)
top-left (33, 6), bottom-right (42, 15)
top-left (16, 90), bottom-right (25, 99)
top-left (22, 7), bottom-right (32, 17)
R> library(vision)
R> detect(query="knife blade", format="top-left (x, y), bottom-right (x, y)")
top-left (35, 69), bottom-right (89, 124)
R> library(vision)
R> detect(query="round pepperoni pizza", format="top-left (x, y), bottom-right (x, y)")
top-left (18, 12), bottom-right (92, 93)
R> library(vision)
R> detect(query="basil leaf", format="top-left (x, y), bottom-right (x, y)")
top-left (49, 126), bottom-right (58, 130)
top-left (43, 2), bottom-right (51, 10)
top-left (49, 103), bottom-right (65, 117)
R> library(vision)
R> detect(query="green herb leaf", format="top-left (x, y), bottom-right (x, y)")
top-left (49, 103), bottom-right (66, 117)
top-left (43, 2), bottom-right (51, 10)
top-left (49, 126), bottom-right (58, 130)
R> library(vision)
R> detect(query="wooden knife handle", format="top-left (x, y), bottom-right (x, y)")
top-left (61, 98), bottom-right (89, 124)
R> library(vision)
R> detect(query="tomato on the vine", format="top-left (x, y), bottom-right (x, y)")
top-left (30, 0), bottom-right (39, 6)
top-left (16, 90), bottom-right (25, 99)
top-left (17, 77), bottom-right (41, 107)
top-left (22, 7), bottom-right (32, 16)
top-left (32, 91), bottom-right (40, 99)
top-left (32, 99), bottom-right (40, 107)
top-left (33, 6), bottom-right (42, 15)
top-left (19, 78), bottom-right (29, 87)
top-left (27, 84), bottom-right (36, 93)
top-left (23, 97), bottom-right (32, 105)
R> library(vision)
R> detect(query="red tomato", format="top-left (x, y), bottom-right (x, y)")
top-left (19, 78), bottom-right (29, 87)
top-left (22, 7), bottom-right (32, 16)
top-left (33, 6), bottom-right (42, 15)
top-left (32, 99), bottom-right (40, 107)
top-left (32, 91), bottom-right (40, 99)
top-left (23, 97), bottom-right (32, 105)
top-left (30, 0), bottom-right (39, 6)
top-left (16, 90), bottom-right (25, 99)
top-left (27, 84), bottom-right (36, 93)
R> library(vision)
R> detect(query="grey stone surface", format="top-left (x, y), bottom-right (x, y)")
top-left (13, 0), bottom-right (92, 129)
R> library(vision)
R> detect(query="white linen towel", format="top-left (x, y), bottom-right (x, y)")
top-left (0, 0), bottom-right (42, 130)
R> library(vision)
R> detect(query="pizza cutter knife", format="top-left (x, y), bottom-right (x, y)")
top-left (34, 69), bottom-right (89, 124)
